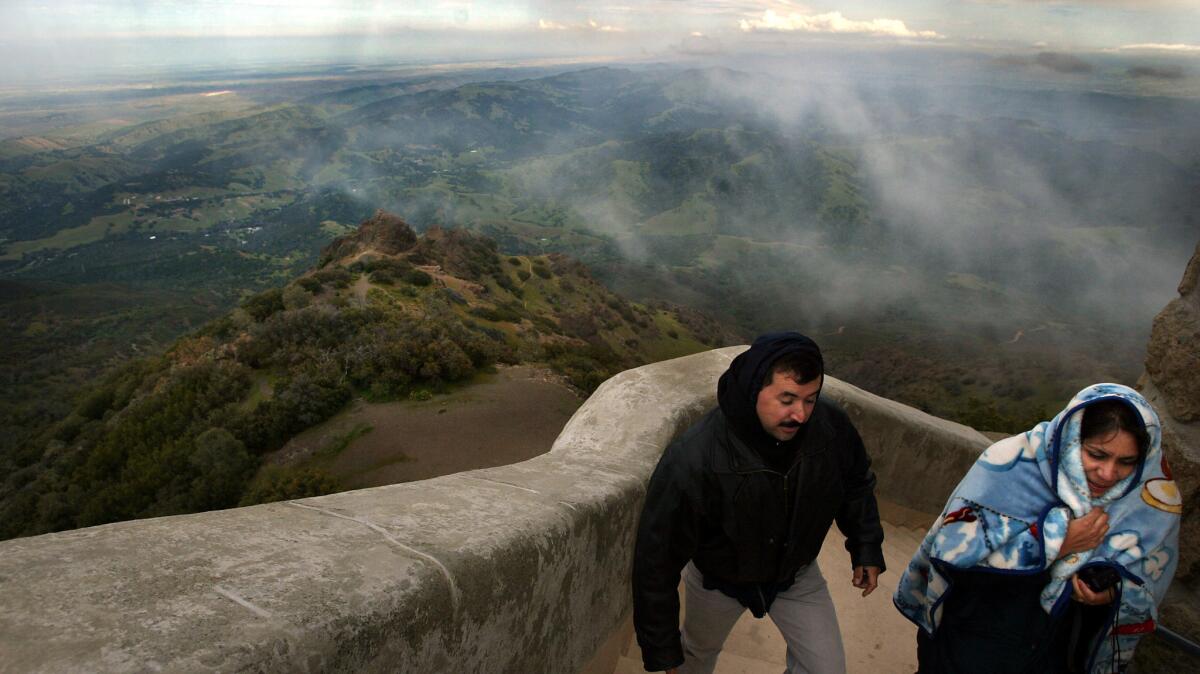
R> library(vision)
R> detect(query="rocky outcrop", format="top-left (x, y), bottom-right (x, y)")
top-left (1137, 242), bottom-right (1200, 662)
top-left (318, 209), bottom-right (418, 266)
top-left (1145, 243), bottom-right (1200, 425)
top-left (1139, 242), bottom-right (1200, 577)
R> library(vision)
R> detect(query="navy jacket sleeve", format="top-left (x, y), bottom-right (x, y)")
top-left (631, 441), bottom-right (702, 672)
top-left (832, 411), bottom-right (886, 571)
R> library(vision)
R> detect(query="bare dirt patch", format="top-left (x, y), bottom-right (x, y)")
top-left (271, 365), bottom-right (582, 489)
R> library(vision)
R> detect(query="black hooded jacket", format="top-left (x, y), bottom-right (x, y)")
top-left (631, 333), bottom-right (886, 672)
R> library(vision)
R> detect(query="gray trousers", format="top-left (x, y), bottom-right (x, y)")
top-left (678, 561), bottom-right (846, 674)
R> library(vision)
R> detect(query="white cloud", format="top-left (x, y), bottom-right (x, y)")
top-left (738, 10), bottom-right (942, 39)
top-left (588, 19), bottom-right (624, 32)
top-left (537, 17), bottom-right (624, 32)
top-left (1117, 43), bottom-right (1200, 53)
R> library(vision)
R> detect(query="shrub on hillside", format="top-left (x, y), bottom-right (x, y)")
top-left (410, 228), bottom-right (501, 282)
top-left (441, 289), bottom-right (467, 305)
top-left (351, 256), bottom-right (407, 273)
top-left (66, 360), bottom-right (252, 529)
top-left (404, 269), bottom-right (433, 286)
top-left (237, 369), bottom-right (352, 453)
top-left (185, 427), bottom-right (256, 511)
top-left (282, 284), bottom-right (312, 310)
top-left (493, 273), bottom-right (518, 294)
top-left (241, 288), bottom-right (286, 322)
top-left (558, 312), bottom-right (599, 339)
top-left (543, 340), bottom-right (623, 392)
top-left (238, 305), bottom-right (377, 369)
top-left (530, 314), bottom-right (559, 333)
top-left (470, 304), bottom-right (522, 323)
top-left (239, 465), bottom-right (339, 505)
top-left (466, 320), bottom-right (507, 343)
top-left (343, 315), bottom-right (500, 398)
top-left (196, 314), bottom-right (241, 341)
top-left (369, 268), bottom-right (395, 285)
top-left (67, 358), bottom-right (168, 425)
top-left (311, 268), bottom-right (354, 289)
top-left (297, 276), bottom-right (324, 293)
top-left (75, 387), bottom-right (115, 421)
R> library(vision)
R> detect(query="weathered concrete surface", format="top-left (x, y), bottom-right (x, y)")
top-left (0, 347), bottom-right (990, 673)
top-left (0, 349), bottom-right (736, 673)
top-left (821, 377), bottom-right (990, 515)
top-left (1136, 241), bottom-right (1200, 667)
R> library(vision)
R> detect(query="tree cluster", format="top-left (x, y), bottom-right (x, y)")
top-left (0, 274), bottom-right (507, 540)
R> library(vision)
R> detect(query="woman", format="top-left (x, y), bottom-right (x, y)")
top-left (894, 383), bottom-right (1181, 673)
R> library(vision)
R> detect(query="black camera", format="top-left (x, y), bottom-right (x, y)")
top-left (1077, 565), bottom-right (1121, 593)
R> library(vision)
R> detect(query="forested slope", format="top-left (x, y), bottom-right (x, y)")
top-left (0, 211), bottom-right (735, 540)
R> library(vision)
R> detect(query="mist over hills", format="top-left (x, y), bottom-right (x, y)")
top-left (1, 58), bottom-right (1196, 468)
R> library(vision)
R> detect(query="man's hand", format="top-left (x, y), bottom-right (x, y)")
top-left (852, 566), bottom-right (880, 597)
top-left (1070, 574), bottom-right (1116, 606)
top-left (1057, 508), bottom-right (1109, 560)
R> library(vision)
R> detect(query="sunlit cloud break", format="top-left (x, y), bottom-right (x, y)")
top-left (537, 18), bottom-right (624, 32)
top-left (1117, 43), bottom-right (1200, 53)
top-left (739, 10), bottom-right (941, 39)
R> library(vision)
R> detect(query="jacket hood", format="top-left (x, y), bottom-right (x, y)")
top-left (717, 332), bottom-right (824, 450)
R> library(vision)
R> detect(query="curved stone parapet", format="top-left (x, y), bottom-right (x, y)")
top-left (819, 375), bottom-right (991, 515)
top-left (0, 347), bottom-right (989, 673)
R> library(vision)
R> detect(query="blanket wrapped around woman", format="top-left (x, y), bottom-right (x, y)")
top-left (894, 383), bottom-right (1181, 672)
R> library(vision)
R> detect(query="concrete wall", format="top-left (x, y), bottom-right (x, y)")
top-left (820, 375), bottom-right (990, 515)
top-left (0, 348), bottom-right (990, 673)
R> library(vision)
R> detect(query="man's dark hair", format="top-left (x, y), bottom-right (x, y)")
top-left (1081, 400), bottom-right (1150, 459)
top-left (764, 350), bottom-right (823, 387)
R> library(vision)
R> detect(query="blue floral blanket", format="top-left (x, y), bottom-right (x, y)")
top-left (894, 384), bottom-right (1181, 672)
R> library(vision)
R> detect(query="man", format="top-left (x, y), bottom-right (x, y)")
top-left (632, 332), bottom-right (885, 673)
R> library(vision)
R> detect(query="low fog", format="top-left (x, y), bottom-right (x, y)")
top-left (2, 35), bottom-right (1197, 419)
top-left (444, 50), bottom-right (1199, 339)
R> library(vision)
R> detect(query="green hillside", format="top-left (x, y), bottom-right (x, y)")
top-left (0, 211), bottom-right (735, 541)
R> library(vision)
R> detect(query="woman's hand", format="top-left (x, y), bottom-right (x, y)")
top-left (1071, 574), bottom-right (1116, 606)
top-left (1057, 508), bottom-right (1108, 560)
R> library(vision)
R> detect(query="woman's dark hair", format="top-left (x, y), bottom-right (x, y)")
top-left (1081, 400), bottom-right (1150, 459)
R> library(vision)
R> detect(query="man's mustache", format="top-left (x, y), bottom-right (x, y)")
top-left (780, 420), bottom-right (803, 428)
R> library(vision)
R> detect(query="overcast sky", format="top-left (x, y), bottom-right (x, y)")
top-left (3, 1), bottom-right (1198, 54)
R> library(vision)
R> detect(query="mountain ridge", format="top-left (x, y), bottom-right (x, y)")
top-left (0, 209), bottom-right (737, 541)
